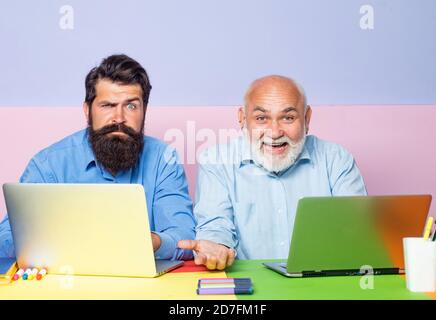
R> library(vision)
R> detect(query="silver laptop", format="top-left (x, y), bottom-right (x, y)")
top-left (3, 183), bottom-right (184, 277)
top-left (264, 195), bottom-right (432, 277)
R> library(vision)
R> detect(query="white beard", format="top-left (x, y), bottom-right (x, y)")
top-left (244, 128), bottom-right (306, 173)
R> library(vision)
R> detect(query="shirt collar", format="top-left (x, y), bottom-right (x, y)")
top-left (297, 140), bottom-right (312, 163)
top-left (83, 129), bottom-right (97, 171)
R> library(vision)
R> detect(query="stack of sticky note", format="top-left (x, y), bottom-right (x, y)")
top-left (197, 278), bottom-right (253, 295)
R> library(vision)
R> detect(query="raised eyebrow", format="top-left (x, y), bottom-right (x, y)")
top-left (252, 106), bottom-right (267, 113)
top-left (125, 97), bottom-right (141, 103)
top-left (281, 107), bottom-right (298, 113)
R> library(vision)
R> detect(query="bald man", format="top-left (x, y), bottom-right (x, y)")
top-left (178, 75), bottom-right (367, 270)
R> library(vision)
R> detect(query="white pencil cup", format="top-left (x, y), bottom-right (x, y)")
top-left (403, 237), bottom-right (436, 292)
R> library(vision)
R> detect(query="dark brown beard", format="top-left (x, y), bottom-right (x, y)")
top-left (88, 123), bottom-right (144, 175)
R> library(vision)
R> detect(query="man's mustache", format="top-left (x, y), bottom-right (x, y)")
top-left (94, 123), bottom-right (138, 138)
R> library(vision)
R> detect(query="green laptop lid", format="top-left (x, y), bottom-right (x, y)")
top-left (287, 195), bottom-right (432, 273)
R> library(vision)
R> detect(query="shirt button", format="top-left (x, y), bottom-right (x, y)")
top-left (280, 242), bottom-right (285, 246)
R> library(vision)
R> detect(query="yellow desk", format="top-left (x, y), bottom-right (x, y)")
top-left (2, 260), bottom-right (434, 300)
top-left (0, 270), bottom-right (234, 300)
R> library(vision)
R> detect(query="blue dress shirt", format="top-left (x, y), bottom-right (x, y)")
top-left (194, 134), bottom-right (367, 260)
top-left (0, 129), bottom-right (195, 260)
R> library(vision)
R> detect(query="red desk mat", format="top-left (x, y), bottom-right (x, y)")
top-left (170, 260), bottom-right (209, 273)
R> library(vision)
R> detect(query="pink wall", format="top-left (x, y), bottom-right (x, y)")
top-left (1, 106), bottom-right (435, 220)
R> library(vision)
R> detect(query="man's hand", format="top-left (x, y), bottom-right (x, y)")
top-left (177, 239), bottom-right (236, 270)
top-left (151, 232), bottom-right (161, 251)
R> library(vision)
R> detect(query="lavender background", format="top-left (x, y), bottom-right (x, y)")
top-left (0, 0), bottom-right (435, 107)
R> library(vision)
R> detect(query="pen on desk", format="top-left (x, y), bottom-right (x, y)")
top-left (198, 278), bottom-right (252, 287)
top-left (198, 281), bottom-right (252, 286)
top-left (12, 268), bottom-right (25, 281)
top-left (432, 222), bottom-right (436, 241)
top-left (423, 217), bottom-right (434, 240)
top-left (198, 278), bottom-right (252, 282)
top-left (199, 283), bottom-right (252, 289)
top-left (36, 268), bottom-right (47, 280)
top-left (197, 287), bottom-right (253, 295)
top-left (22, 268), bottom-right (32, 280)
top-left (28, 268), bottom-right (38, 280)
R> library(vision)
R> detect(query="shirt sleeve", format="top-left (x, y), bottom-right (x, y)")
top-left (194, 149), bottom-right (238, 249)
top-left (328, 145), bottom-right (368, 196)
top-left (152, 146), bottom-right (196, 260)
top-left (0, 158), bottom-right (48, 258)
top-left (0, 217), bottom-right (14, 258)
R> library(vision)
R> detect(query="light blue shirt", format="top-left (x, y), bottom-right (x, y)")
top-left (194, 134), bottom-right (367, 260)
top-left (0, 129), bottom-right (195, 260)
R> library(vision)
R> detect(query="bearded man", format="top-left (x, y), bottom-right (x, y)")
top-left (0, 54), bottom-right (196, 260)
top-left (178, 75), bottom-right (367, 270)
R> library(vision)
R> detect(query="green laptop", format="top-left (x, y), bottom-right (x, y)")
top-left (263, 195), bottom-right (432, 277)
